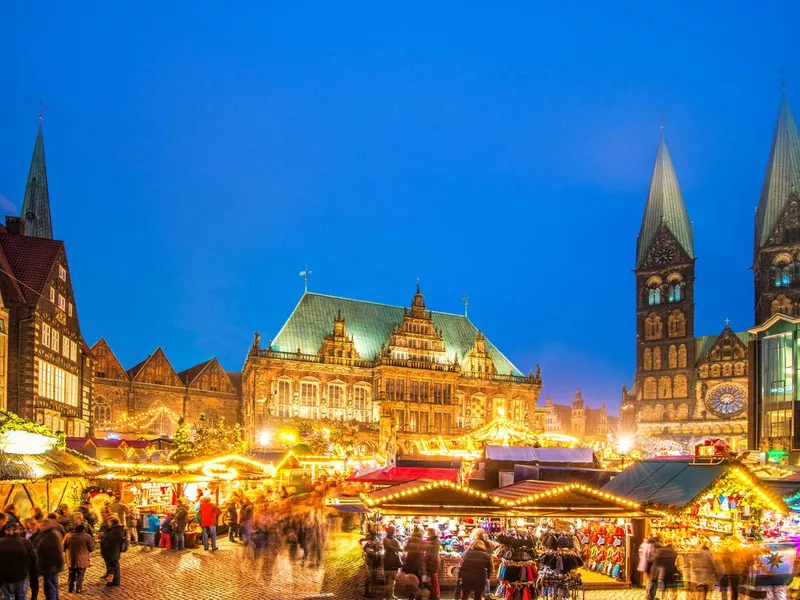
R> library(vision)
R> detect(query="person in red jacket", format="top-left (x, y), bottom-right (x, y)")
top-left (198, 497), bottom-right (220, 551)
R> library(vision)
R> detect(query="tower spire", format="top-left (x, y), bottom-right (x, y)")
top-left (20, 120), bottom-right (53, 239)
top-left (635, 130), bottom-right (693, 267)
top-left (755, 94), bottom-right (800, 249)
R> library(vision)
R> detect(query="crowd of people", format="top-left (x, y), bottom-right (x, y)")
top-left (638, 537), bottom-right (757, 600)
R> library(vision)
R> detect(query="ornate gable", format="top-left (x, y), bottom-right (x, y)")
top-left (130, 347), bottom-right (181, 386)
top-left (91, 338), bottom-right (129, 381)
top-left (381, 284), bottom-right (450, 365)
top-left (463, 330), bottom-right (496, 374)
top-left (638, 223), bottom-right (693, 271)
top-left (764, 193), bottom-right (800, 248)
top-left (185, 358), bottom-right (235, 393)
top-left (317, 310), bottom-right (361, 361)
top-left (696, 327), bottom-right (748, 381)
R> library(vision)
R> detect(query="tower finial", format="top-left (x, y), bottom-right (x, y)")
top-left (299, 265), bottom-right (312, 293)
top-left (461, 293), bottom-right (469, 317)
top-left (38, 97), bottom-right (48, 122)
top-left (781, 70), bottom-right (787, 95)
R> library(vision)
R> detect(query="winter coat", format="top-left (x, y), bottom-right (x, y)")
top-left (638, 540), bottom-right (656, 573)
top-left (651, 546), bottom-right (679, 585)
top-left (402, 535), bottom-right (427, 579)
top-left (173, 507), bottom-right (188, 533)
top-left (161, 516), bottom-right (174, 534)
top-left (63, 531), bottom-right (94, 569)
top-left (225, 505), bottom-right (238, 525)
top-left (198, 501), bottom-right (219, 527)
top-left (0, 535), bottom-right (37, 582)
top-left (458, 547), bottom-right (493, 591)
top-left (77, 506), bottom-right (97, 530)
top-left (686, 548), bottom-right (718, 587)
top-left (34, 528), bottom-right (65, 573)
top-left (425, 536), bottom-right (441, 574)
top-left (382, 536), bottom-right (403, 572)
top-left (100, 524), bottom-right (125, 561)
top-left (142, 514), bottom-right (160, 533)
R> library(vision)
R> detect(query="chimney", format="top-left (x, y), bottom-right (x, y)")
top-left (4, 216), bottom-right (23, 236)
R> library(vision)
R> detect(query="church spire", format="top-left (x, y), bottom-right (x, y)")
top-left (755, 95), bottom-right (800, 249)
top-left (20, 120), bottom-right (53, 239)
top-left (635, 131), bottom-right (693, 267)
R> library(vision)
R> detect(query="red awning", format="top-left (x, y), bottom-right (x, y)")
top-left (348, 467), bottom-right (459, 484)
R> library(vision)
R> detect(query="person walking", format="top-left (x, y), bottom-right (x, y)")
top-left (198, 497), bottom-right (220, 551)
top-left (458, 537), bottom-right (493, 600)
top-left (382, 525), bottom-right (404, 600)
top-left (33, 519), bottom-right (64, 600)
top-left (100, 516), bottom-right (125, 587)
top-left (224, 501), bottom-right (239, 543)
top-left (425, 527), bottom-right (441, 600)
top-left (651, 542), bottom-right (680, 600)
top-left (720, 545), bottom-right (754, 600)
top-left (172, 502), bottom-right (188, 551)
top-left (402, 528), bottom-right (426, 599)
top-left (361, 526), bottom-right (382, 598)
top-left (63, 523), bottom-right (94, 594)
top-left (639, 537), bottom-right (659, 600)
top-left (0, 522), bottom-right (37, 600)
top-left (686, 545), bottom-right (718, 600)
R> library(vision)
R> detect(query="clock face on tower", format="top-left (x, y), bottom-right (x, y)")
top-left (653, 247), bottom-right (676, 264)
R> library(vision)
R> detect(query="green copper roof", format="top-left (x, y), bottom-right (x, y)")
top-left (271, 292), bottom-right (523, 376)
top-left (756, 96), bottom-right (800, 248)
top-left (636, 133), bottom-right (693, 267)
top-left (20, 122), bottom-right (53, 239)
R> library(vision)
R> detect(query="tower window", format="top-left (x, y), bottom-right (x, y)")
top-left (648, 286), bottom-right (661, 305)
top-left (667, 283), bottom-right (682, 302)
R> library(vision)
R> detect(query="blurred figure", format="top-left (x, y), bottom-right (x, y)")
top-left (172, 502), bottom-right (188, 551)
top-left (34, 519), bottom-right (64, 600)
top-left (100, 516), bottom-right (125, 587)
top-left (686, 545), bottom-right (718, 600)
top-left (159, 511), bottom-right (173, 550)
top-left (224, 501), bottom-right (239, 543)
top-left (382, 525), bottom-right (404, 600)
top-left (639, 536), bottom-right (658, 600)
top-left (198, 497), bottom-right (220, 552)
top-left (76, 501), bottom-right (97, 534)
top-left (361, 526), bottom-right (381, 598)
top-left (0, 522), bottom-right (37, 600)
top-left (651, 542), bottom-right (679, 600)
top-left (63, 523), bottom-right (94, 594)
top-left (720, 545), bottom-right (754, 600)
top-left (140, 510), bottom-right (159, 552)
top-left (425, 527), bottom-right (441, 600)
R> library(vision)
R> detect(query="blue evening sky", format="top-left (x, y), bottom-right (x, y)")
top-left (1, 2), bottom-right (798, 412)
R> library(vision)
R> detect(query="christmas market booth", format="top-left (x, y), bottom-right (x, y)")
top-left (603, 443), bottom-right (791, 590)
top-left (0, 411), bottom-right (104, 514)
top-left (360, 478), bottom-right (647, 590)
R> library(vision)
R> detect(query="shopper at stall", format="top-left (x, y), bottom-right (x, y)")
top-left (425, 527), bottom-right (441, 600)
top-left (457, 536), bottom-right (493, 600)
top-left (76, 501), bottom-right (97, 534)
top-left (361, 526), bottom-right (382, 598)
top-left (720, 545), bottom-right (754, 600)
top-left (651, 542), bottom-right (680, 600)
top-left (640, 536), bottom-right (659, 600)
top-left (63, 523), bottom-right (94, 594)
top-left (383, 525), bottom-right (404, 600)
top-left (140, 510), bottom-right (159, 552)
top-left (239, 499), bottom-right (254, 545)
top-left (100, 516), bottom-right (125, 587)
top-left (34, 519), bottom-right (64, 600)
top-left (159, 512), bottom-right (174, 550)
top-left (224, 500), bottom-right (239, 543)
top-left (4, 505), bottom-right (20, 528)
top-left (26, 519), bottom-right (41, 600)
top-left (0, 522), bottom-right (37, 600)
top-left (172, 502), bottom-right (188, 551)
top-left (198, 497), bottom-right (220, 552)
top-left (54, 505), bottom-right (71, 535)
top-left (686, 545), bottom-right (718, 600)
top-left (401, 528), bottom-right (426, 599)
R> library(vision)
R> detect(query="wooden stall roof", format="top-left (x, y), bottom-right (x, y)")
top-left (0, 448), bottom-right (104, 481)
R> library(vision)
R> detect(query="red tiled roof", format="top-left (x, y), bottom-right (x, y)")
top-left (124, 439), bottom-right (153, 449)
top-left (490, 480), bottom-right (562, 500)
top-left (65, 437), bottom-right (92, 451)
top-left (348, 467), bottom-right (459, 484)
top-left (0, 234), bottom-right (62, 306)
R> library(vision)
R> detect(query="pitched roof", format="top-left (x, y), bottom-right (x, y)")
top-left (178, 359), bottom-right (214, 385)
top-left (227, 371), bottom-right (242, 393)
top-left (347, 467), bottom-right (459, 484)
top-left (20, 123), bottom-right (53, 240)
top-left (636, 133), bottom-right (694, 267)
top-left (0, 233), bottom-right (62, 306)
top-left (127, 356), bottom-right (149, 379)
top-left (756, 96), bottom-right (800, 248)
top-left (546, 402), bottom-right (572, 423)
top-left (694, 328), bottom-right (749, 365)
top-left (485, 446), bottom-right (595, 464)
top-left (271, 292), bottom-right (522, 375)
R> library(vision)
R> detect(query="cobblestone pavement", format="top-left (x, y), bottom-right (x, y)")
top-left (49, 534), bottom-right (664, 600)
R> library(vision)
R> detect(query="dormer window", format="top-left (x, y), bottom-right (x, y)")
top-left (58, 265), bottom-right (66, 281)
top-left (49, 287), bottom-right (55, 303)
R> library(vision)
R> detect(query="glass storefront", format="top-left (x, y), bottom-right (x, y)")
top-left (759, 331), bottom-right (798, 447)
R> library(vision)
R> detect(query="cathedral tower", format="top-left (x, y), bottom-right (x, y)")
top-left (633, 132), bottom-right (696, 429)
top-left (754, 94), bottom-right (800, 324)
top-left (20, 120), bottom-right (53, 239)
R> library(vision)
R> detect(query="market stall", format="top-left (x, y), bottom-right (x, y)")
top-left (603, 446), bottom-right (789, 590)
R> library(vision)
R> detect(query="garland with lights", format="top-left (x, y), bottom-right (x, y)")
top-left (169, 414), bottom-right (246, 461)
top-left (0, 411), bottom-right (65, 449)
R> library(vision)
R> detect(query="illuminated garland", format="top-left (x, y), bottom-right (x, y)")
top-left (361, 480), bottom-right (640, 510)
top-left (0, 411), bottom-right (65, 449)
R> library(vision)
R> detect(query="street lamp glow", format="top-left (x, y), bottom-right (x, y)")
top-left (617, 435), bottom-right (634, 455)
top-left (258, 431), bottom-right (271, 447)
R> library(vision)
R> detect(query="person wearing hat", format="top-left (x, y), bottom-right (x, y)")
top-left (63, 523), bottom-right (94, 593)
top-left (33, 519), bottom-right (64, 600)
top-left (0, 522), bottom-right (37, 600)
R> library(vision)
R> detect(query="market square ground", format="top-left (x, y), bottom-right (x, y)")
top-left (58, 532), bottom-right (666, 600)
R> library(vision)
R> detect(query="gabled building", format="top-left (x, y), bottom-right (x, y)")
top-left (620, 131), bottom-right (749, 450)
top-left (542, 390), bottom-right (618, 444)
top-left (242, 286), bottom-right (543, 450)
top-left (0, 121), bottom-right (93, 435)
top-left (91, 339), bottom-right (240, 438)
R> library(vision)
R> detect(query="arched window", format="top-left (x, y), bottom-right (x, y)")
top-left (653, 347), bottom-right (662, 369)
top-left (668, 345), bottom-right (677, 369)
top-left (678, 344), bottom-right (687, 368)
top-left (773, 255), bottom-right (793, 288)
top-left (645, 314), bottom-right (663, 341)
top-left (658, 376), bottom-right (672, 399)
top-left (93, 397), bottom-right (112, 429)
top-left (643, 377), bottom-right (657, 400)
top-left (771, 295), bottom-right (792, 316)
top-left (643, 348), bottom-right (652, 371)
top-left (667, 310), bottom-right (686, 338)
top-left (648, 286), bottom-right (661, 305)
top-left (674, 375), bottom-right (688, 397)
top-left (667, 283), bottom-right (683, 302)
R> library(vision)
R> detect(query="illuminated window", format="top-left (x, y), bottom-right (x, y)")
top-left (668, 284), bottom-right (682, 302)
top-left (354, 386), bottom-right (369, 421)
top-left (49, 287), bottom-right (55, 303)
top-left (38, 359), bottom-right (78, 406)
top-left (68, 303), bottom-right (73, 317)
top-left (58, 265), bottom-right (66, 281)
top-left (58, 295), bottom-right (66, 311)
top-left (299, 382), bottom-right (318, 419)
top-left (648, 286), bottom-right (661, 305)
top-left (52, 330), bottom-right (60, 353)
top-left (62, 337), bottom-right (71, 359)
top-left (41, 323), bottom-right (51, 348)
top-left (93, 397), bottom-right (112, 427)
top-left (276, 379), bottom-right (292, 418)
top-left (327, 383), bottom-right (345, 420)
top-left (70, 340), bottom-right (77, 362)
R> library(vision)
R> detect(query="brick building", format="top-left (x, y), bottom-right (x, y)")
top-left (242, 285), bottom-right (543, 452)
top-left (91, 339), bottom-right (240, 438)
top-left (0, 121), bottom-right (93, 435)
